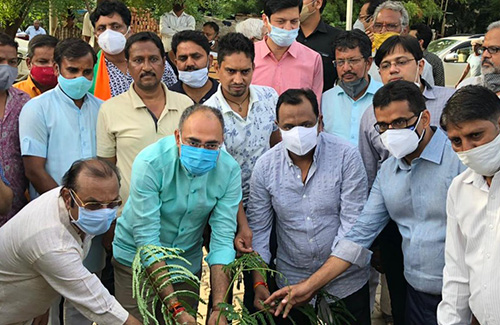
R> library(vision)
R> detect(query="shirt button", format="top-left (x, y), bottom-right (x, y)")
top-left (180, 228), bottom-right (185, 232)
top-left (2, 132), bottom-right (6, 138)
top-left (306, 217), bottom-right (311, 221)
top-left (297, 175), bottom-right (300, 179)
top-left (309, 239), bottom-right (313, 243)
top-left (191, 189), bottom-right (196, 193)
top-left (484, 284), bottom-right (487, 289)
top-left (303, 194), bottom-right (307, 198)
top-left (490, 224), bottom-right (494, 229)
top-left (486, 253), bottom-right (491, 259)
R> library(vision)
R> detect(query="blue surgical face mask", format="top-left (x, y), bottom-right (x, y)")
top-left (180, 144), bottom-right (220, 176)
top-left (268, 24), bottom-right (299, 47)
top-left (69, 206), bottom-right (117, 236)
top-left (58, 74), bottom-right (93, 100)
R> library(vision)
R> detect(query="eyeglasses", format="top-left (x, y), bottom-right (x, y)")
top-left (379, 58), bottom-right (416, 71)
top-left (182, 138), bottom-right (222, 150)
top-left (372, 22), bottom-right (401, 32)
top-left (373, 114), bottom-right (418, 133)
top-left (333, 56), bottom-right (365, 67)
top-left (70, 189), bottom-right (122, 211)
top-left (478, 46), bottom-right (500, 55)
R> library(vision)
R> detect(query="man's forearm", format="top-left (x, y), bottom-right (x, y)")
top-left (146, 261), bottom-right (176, 304)
top-left (304, 256), bottom-right (352, 293)
top-left (210, 264), bottom-right (231, 307)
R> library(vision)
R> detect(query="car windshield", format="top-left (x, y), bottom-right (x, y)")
top-left (428, 39), bottom-right (459, 55)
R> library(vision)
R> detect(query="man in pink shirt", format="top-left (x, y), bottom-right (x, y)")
top-left (253, 0), bottom-right (324, 102)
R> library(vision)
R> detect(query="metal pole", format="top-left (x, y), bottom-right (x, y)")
top-left (346, 0), bottom-right (354, 30)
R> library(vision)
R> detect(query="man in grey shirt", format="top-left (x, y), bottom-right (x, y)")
top-left (247, 88), bottom-right (370, 324)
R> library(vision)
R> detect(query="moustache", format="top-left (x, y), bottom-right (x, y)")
top-left (342, 72), bottom-right (356, 78)
top-left (140, 71), bottom-right (156, 78)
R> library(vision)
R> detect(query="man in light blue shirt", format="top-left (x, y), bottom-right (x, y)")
top-left (248, 89), bottom-right (370, 324)
top-left (25, 20), bottom-right (47, 40)
top-left (266, 81), bottom-right (465, 325)
top-left (113, 104), bottom-right (242, 325)
top-left (18, 38), bottom-right (103, 324)
top-left (322, 29), bottom-right (382, 145)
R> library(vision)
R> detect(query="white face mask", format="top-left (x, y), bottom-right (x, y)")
top-left (280, 123), bottom-right (318, 156)
top-left (178, 65), bottom-right (209, 89)
top-left (414, 61), bottom-right (421, 88)
top-left (98, 28), bottom-right (129, 55)
top-left (353, 19), bottom-right (365, 32)
top-left (380, 113), bottom-right (425, 159)
top-left (456, 132), bottom-right (500, 176)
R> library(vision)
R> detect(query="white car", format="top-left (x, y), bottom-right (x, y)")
top-left (427, 34), bottom-right (484, 87)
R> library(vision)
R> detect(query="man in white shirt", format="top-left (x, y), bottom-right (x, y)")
top-left (0, 159), bottom-right (141, 325)
top-left (25, 20), bottom-right (46, 40)
top-left (437, 85), bottom-right (500, 324)
top-left (160, 0), bottom-right (196, 52)
top-left (458, 21), bottom-right (500, 97)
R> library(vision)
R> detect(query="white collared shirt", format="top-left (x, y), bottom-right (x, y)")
top-left (437, 169), bottom-right (500, 324)
top-left (204, 84), bottom-right (278, 206)
top-left (0, 187), bottom-right (129, 324)
top-left (159, 10), bottom-right (195, 37)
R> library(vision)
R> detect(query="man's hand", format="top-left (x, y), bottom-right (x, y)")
top-left (254, 284), bottom-right (271, 311)
top-left (176, 311), bottom-right (197, 325)
top-left (234, 223), bottom-right (253, 255)
top-left (264, 281), bottom-right (316, 318)
top-left (32, 309), bottom-right (49, 325)
top-left (208, 310), bottom-right (227, 325)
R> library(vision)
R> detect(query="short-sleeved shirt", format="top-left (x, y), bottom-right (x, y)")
top-left (253, 39), bottom-right (324, 103)
top-left (204, 84), bottom-right (278, 206)
top-left (13, 75), bottom-right (42, 98)
top-left (168, 77), bottom-right (219, 104)
top-left (19, 86), bottom-right (102, 199)
top-left (322, 78), bottom-right (383, 146)
top-left (467, 53), bottom-right (482, 77)
top-left (297, 19), bottom-right (342, 92)
top-left (97, 83), bottom-right (193, 208)
top-left (106, 58), bottom-right (178, 97)
top-left (0, 87), bottom-right (31, 225)
top-left (113, 136), bottom-right (242, 274)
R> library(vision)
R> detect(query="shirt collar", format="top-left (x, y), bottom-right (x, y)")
top-left (421, 79), bottom-right (436, 100)
top-left (215, 84), bottom-right (256, 115)
top-left (395, 127), bottom-right (447, 170)
top-left (260, 38), bottom-right (299, 59)
top-left (129, 82), bottom-right (174, 111)
top-left (462, 169), bottom-right (491, 192)
top-left (26, 75), bottom-right (42, 94)
top-left (169, 10), bottom-right (188, 17)
top-left (336, 76), bottom-right (380, 98)
top-left (300, 19), bottom-right (328, 37)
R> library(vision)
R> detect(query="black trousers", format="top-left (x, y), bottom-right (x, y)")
top-left (405, 284), bottom-right (441, 325)
top-left (378, 219), bottom-right (407, 325)
top-left (276, 281), bottom-right (371, 325)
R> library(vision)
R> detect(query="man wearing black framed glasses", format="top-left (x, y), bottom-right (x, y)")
top-left (270, 81), bottom-right (464, 325)
top-left (0, 158), bottom-right (141, 325)
top-left (458, 21), bottom-right (500, 97)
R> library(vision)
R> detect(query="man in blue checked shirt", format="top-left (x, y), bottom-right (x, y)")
top-left (113, 104), bottom-right (242, 325)
top-left (0, 163), bottom-right (13, 215)
top-left (247, 88), bottom-right (371, 324)
top-left (266, 81), bottom-right (465, 325)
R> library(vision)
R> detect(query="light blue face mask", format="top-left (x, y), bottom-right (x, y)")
top-left (268, 24), bottom-right (299, 47)
top-left (180, 144), bottom-right (220, 176)
top-left (58, 74), bottom-right (93, 100)
top-left (69, 205), bottom-right (117, 236)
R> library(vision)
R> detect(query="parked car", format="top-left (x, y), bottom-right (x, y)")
top-left (427, 34), bottom-right (484, 87)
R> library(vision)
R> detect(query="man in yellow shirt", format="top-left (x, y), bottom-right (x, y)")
top-left (14, 35), bottom-right (58, 98)
top-left (97, 32), bottom-right (193, 211)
